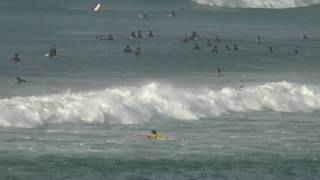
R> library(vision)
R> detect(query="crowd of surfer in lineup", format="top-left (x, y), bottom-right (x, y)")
top-left (10, 7), bottom-right (311, 84)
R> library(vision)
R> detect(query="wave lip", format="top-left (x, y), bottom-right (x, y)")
top-left (192, 0), bottom-right (320, 9)
top-left (0, 81), bottom-right (320, 128)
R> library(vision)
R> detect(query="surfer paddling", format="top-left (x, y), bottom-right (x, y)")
top-left (16, 76), bottom-right (32, 84)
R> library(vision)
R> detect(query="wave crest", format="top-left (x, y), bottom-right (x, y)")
top-left (1, 81), bottom-right (320, 128)
top-left (192, 0), bottom-right (320, 9)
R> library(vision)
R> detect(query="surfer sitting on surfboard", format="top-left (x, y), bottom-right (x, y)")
top-left (123, 45), bottom-right (132, 53)
top-left (134, 47), bottom-right (142, 56)
top-left (147, 130), bottom-right (158, 139)
top-left (147, 130), bottom-right (171, 140)
top-left (48, 45), bottom-right (57, 57)
top-left (11, 53), bottom-right (20, 64)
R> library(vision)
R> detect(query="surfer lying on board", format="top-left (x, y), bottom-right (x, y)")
top-left (16, 76), bottom-right (32, 84)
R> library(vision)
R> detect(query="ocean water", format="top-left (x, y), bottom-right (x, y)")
top-left (1, 0), bottom-right (320, 179)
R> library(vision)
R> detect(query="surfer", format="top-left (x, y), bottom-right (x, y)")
top-left (130, 31), bottom-right (136, 39)
top-left (206, 39), bottom-right (212, 47)
top-left (194, 43), bottom-right (201, 50)
top-left (148, 30), bottom-right (154, 37)
top-left (216, 68), bottom-right (221, 75)
top-left (257, 35), bottom-right (262, 46)
top-left (215, 35), bottom-right (220, 43)
top-left (143, 13), bottom-right (147, 19)
top-left (147, 130), bottom-right (158, 139)
top-left (294, 49), bottom-right (299, 55)
top-left (225, 45), bottom-right (231, 51)
top-left (303, 34), bottom-right (308, 40)
top-left (137, 30), bottom-right (143, 38)
top-left (11, 53), bottom-right (20, 64)
top-left (138, 13), bottom-right (148, 19)
top-left (134, 47), bottom-right (142, 56)
top-left (170, 10), bottom-right (176, 17)
top-left (268, 46), bottom-right (273, 53)
top-left (190, 31), bottom-right (199, 41)
top-left (233, 43), bottom-right (239, 51)
top-left (107, 34), bottom-right (114, 41)
top-left (16, 76), bottom-right (31, 84)
top-left (48, 45), bottom-right (57, 57)
top-left (123, 45), bottom-right (132, 53)
top-left (211, 45), bottom-right (219, 53)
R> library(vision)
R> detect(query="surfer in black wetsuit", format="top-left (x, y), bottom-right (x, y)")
top-left (49, 45), bottom-right (57, 57)
top-left (11, 53), bottom-right (20, 64)
top-left (170, 10), bottom-right (176, 17)
top-left (107, 34), bottom-right (114, 40)
top-left (16, 76), bottom-right (31, 84)
top-left (294, 49), bottom-right (299, 55)
top-left (226, 45), bottom-right (231, 51)
top-left (216, 68), bottom-right (221, 75)
top-left (148, 30), bottom-right (154, 37)
top-left (190, 31), bottom-right (199, 41)
top-left (303, 34), bottom-right (308, 40)
top-left (130, 31), bottom-right (136, 39)
top-left (215, 35), bottom-right (220, 43)
top-left (206, 39), bottom-right (212, 47)
top-left (233, 43), bottom-right (239, 51)
top-left (257, 35), bottom-right (262, 46)
top-left (135, 47), bottom-right (142, 56)
top-left (123, 45), bottom-right (132, 53)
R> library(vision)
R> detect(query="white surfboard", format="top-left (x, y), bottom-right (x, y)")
top-left (94, 3), bottom-right (101, 12)
top-left (45, 53), bottom-right (58, 58)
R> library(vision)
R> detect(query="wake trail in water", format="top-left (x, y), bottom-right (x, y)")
top-left (1, 81), bottom-right (320, 128)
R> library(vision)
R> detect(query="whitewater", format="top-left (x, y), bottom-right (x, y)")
top-left (193, 0), bottom-right (320, 8)
top-left (0, 0), bottom-right (320, 179)
top-left (1, 81), bottom-right (320, 128)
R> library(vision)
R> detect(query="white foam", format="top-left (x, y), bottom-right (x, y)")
top-left (1, 81), bottom-right (320, 128)
top-left (192, 0), bottom-right (320, 9)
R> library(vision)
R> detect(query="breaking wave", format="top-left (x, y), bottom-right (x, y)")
top-left (192, 0), bottom-right (320, 9)
top-left (1, 81), bottom-right (320, 128)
